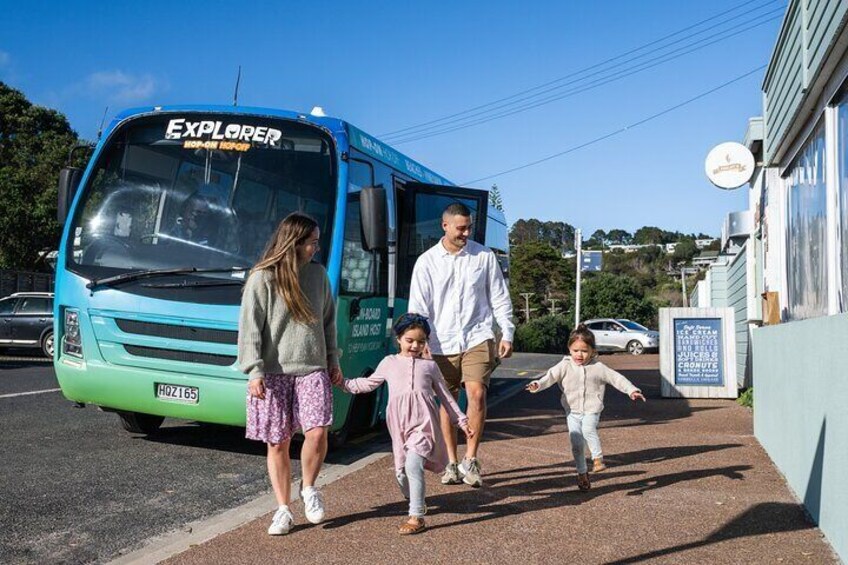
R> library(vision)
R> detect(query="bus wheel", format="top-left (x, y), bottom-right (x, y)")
top-left (118, 411), bottom-right (165, 435)
top-left (328, 426), bottom-right (349, 450)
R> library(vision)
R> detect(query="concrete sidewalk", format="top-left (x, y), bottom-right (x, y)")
top-left (164, 355), bottom-right (837, 564)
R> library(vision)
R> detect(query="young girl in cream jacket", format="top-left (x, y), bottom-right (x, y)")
top-left (527, 324), bottom-right (645, 491)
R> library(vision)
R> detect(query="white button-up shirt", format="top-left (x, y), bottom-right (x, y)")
top-left (408, 238), bottom-right (515, 355)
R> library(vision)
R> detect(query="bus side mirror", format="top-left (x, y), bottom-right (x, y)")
top-left (57, 167), bottom-right (83, 226)
top-left (360, 186), bottom-right (387, 251)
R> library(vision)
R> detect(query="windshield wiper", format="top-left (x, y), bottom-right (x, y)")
top-left (86, 267), bottom-right (249, 290)
top-left (140, 279), bottom-right (246, 289)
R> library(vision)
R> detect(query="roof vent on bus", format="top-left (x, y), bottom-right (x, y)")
top-left (310, 106), bottom-right (326, 117)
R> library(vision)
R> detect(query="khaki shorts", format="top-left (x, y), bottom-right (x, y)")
top-left (433, 339), bottom-right (496, 395)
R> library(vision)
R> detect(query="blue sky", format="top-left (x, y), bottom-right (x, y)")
top-left (1, 0), bottom-right (784, 236)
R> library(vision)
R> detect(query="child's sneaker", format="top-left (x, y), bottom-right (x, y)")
top-left (267, 506), bottom-right (294, 535)
top-left (440, 462), bottom-right (463, 485)
top-left (577, 472), bottom-right (591, 491)
top-left (302, 487), bottom-right (325, 524)
top-left (460, 458), bottom-right (483, 488)
top-left (396, 471), bottom-right (410, 499)
top-left (592, 457), bottom-right (607, 472)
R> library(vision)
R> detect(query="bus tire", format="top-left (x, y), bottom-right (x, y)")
top-left (328, 426), bottom-right (349, 450)
top-left (118, 411), bottom-right (165, 435)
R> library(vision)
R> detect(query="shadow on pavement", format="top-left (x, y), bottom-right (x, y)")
top-left (320, 462), bottom-right (753, 533)
top-left (139, 422), bottom-right (391, 466)
top-left (138, 423), bottom-right (266, 457)
top-left (604, 501), bottom-right (818, 564)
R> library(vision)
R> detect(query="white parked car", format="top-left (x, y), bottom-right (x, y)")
top-left (584, 318), bottom-right (659, 355)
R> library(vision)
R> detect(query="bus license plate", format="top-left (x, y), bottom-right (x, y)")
top-left (155, 383), bottom-right (199, 404)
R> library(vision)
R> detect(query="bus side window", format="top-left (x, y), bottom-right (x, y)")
top-left (340, 194), bottom-right (376, 295)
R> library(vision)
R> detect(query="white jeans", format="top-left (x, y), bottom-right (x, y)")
top-left (566, 412), bottom-right (602, 474)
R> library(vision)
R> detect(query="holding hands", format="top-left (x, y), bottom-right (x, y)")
top-left (329, 366), bottom-right (344, 387)
top-left (460, 423), bottom-right (475, 439)
top-left (630, 390), bottom-right (646, 402)
top-left (248, 377), bottom-right (266, 400)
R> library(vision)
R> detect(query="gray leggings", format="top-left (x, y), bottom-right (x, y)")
top-left (396, 451), bottom-right (426, 517)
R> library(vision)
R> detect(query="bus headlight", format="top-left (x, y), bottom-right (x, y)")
top-left (63, 308), bottom-right (83, 358)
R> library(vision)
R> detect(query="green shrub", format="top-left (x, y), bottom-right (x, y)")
top-left (737, 388), bottom-right (753, 408)
top-left (514, 315), bottom-right (571, 354)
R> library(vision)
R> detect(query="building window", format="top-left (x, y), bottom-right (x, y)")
top-left (837, 91), bottom-right (848, 311)
top-left (785, 122), bottom-right (827, 320)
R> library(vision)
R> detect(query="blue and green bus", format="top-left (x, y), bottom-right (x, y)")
top-left (54, 105), bottom-right (508, 441)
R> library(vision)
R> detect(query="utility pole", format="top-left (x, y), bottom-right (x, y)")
top-left (681, 268), bottom-right (688, 307)
top-left (575, 229), bottom-right (582, 327)
top-left (547, 297), bottom-right (561, 316)
top-left (520, 292), bottom-right (537, 322)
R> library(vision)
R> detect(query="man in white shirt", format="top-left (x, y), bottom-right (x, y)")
top-left (408, 202), bottom-right (515, 487)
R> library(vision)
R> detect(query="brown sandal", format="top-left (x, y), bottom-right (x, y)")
top-left (577, 472), bottom-right (591, 491)
top-left (398, 517), bottom-right (426, 535)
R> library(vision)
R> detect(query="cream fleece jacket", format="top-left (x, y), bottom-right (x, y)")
top-left (530, 356), bottom-right (639, 414)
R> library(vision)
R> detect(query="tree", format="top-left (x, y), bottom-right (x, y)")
top-left (509, 241), bottom-right (574, 320)
top-left (632, 226), bottom-right (666, 245)
top-left (509, 218), bottom-right (575, 252)
top-left (514, 315), bottom-right (572, 353)
top-left (590, 229), bottom-right (606, 244)
top-left (606, 229), bottom-right (632, 245)
top-left (489, 184), bottom-right (504, 212)
top-left (0, 82), bottom-right (81, 269)
top-left (671, 238), bottom-right (698, 264)
top-left (580, 272), bottom-right (655, 326)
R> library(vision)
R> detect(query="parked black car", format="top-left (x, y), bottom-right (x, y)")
top-left (0, 292), bottom-right (54, 357)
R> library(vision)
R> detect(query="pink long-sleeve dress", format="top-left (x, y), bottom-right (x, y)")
top-left (343, 354), bottom-right (468, 473)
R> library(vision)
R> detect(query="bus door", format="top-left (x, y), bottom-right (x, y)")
top-left (394, 181), bottom-right (489, 302)
top-left (393, 181), bottom-right (490, 412)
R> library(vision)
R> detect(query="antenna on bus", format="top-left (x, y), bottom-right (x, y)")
top-left (233, 65), bottom-right (242, 107)
top-left (96, 106), bottom-right (109, 141)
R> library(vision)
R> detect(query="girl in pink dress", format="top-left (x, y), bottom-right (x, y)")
top-left (334, 313), bottom-right (473, 535)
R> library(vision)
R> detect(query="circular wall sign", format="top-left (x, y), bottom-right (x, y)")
top-left (705, 142), bottom-right (755, 190)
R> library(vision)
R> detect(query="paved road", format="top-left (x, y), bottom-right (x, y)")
top-left (0, 352), bottom-right (555, 564)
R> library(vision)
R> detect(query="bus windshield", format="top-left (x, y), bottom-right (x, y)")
top-left (67, 114), bottom-right (336, 280)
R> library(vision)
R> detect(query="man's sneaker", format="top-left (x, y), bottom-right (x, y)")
top-left (396, 471), bottom-right (410, 499)
top-left (440, 462), bottom-right (463, 485)
top-left (268, 506), bottom-right (294, 535)
top-left (460, 458), bottom-right (483, 488)
top-left (592, 457), bottom-right (607, 472)
top-left (302, 487), bottom-right (325, 524)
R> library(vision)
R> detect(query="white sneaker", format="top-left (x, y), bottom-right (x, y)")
top-left (460, 458), bottom-right (483, 487)
top-left (302, 487), bottom-right (325, 524)
top-left (440, 462), bottom-right (464, 485)
top-left (268, 506), bottom-right (294, 535)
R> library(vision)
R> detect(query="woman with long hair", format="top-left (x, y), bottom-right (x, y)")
top-left (238, 212), bottom-right (341, 535)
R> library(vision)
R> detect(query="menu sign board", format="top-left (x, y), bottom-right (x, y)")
top-left (673, 318), bottom-right (723, 386)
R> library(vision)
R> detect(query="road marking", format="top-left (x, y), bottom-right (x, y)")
top-left (517, 371), bottom-right (528, 375)
top-left (0, 388), bottom-right (61, 399)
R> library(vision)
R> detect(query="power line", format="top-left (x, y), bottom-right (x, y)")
top-left (461, 64), bottom-right (767, 185)
top-left (380, 0), bottom-right (782, 140)
top-left (388, 12), bottom-right (783, 145)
